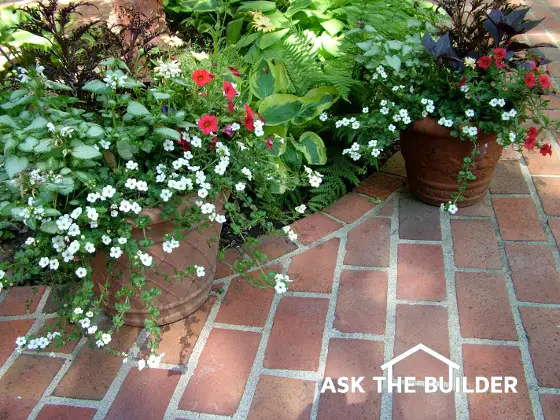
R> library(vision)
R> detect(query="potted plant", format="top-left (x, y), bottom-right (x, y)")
top-left (0, 47), bottom-right (324, 364)
top-left (335, 0), bottom-right (557, 211)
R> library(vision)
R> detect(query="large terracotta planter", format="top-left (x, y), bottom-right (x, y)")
top-left (400, 118), bottom-right (503, 207)
top-left (92, 194), bottom-right (226, 327)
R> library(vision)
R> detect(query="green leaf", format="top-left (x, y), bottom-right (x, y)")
top-left (45, 80), bottom-right (73, 91)
top-left (5, 155), bottom-right (29, 178)
top-left (34, 139), bottom-right (52, 153)
top-left (357, 40), bottom-right (373, 51)
top-left (150, 90), bottom-right (171, 100)
top-left (267, 59), bottom-right (290, 92)
top-left (43, 208), bottom-right (61, 217)
top-left (250, 59), bottom-right (276, 99)
top-left (295, 131), bottom-right (327, 165)
top-left (226, 18), bottom-right (244, 44)
top-left (71, 141), bottom-right (102, 159)
top-left (39, 220), bottom-right (58, 234)
top-left (320, 19), bottom-right (345, 36)
top-left (127, 101), bottom-right (151, 117)
top-left (236, 32), bottom-right (261, 49)
top-left (258, 94), bottom-right (302, 125)
top-left (257, 28), bottom-right (289, 49)
top-left (0, 115), bottom-right (18, 129)
top-left (292, 86), bottom-right (338, 125)
top-left (116, 140), bottom-right (138, 160)
top-left (237, 1), bottom-right (276, 12)
top-left (82, 80), bottom-right (112, 95)
top-left (154, 127), bottom-right (181, 141)
top-left (18, 137), bottom-right (39, 152)
top-left (23, 116), bottom-right (48, 132)
top-left (87, 124), bottom-right (104, 139)
top-left (385, 55), bottom-right (402, 72)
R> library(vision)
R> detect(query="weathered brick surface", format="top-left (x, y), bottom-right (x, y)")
top-left (399, 193), bottom-right (441, 240)
top-left (288, 238), bottom-right (339, 292)
top-left (345, 218), bottom-right (391, 266)
top-left (397, 244), bottom-right (446, 301)
top-left (290, 212), bottom-right (342, 245)
top-left (0, 286), bottom-right (46, 316)
top-left (324, 193), bottom-right (376, 223)
top-left (451, 220), bottom-right (501, 269)
top-left (492, 197), bottom-right (547, 241)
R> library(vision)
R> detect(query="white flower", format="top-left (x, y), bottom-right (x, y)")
top-left (371, 148), bottom-right (381, 157)
top-left (86, 311), bottom-right (94, 318)
top-left (70, 207), bottom-right (82, 219)
top-left (509, 131), bottom-right (517, 143)
top-left (125, 178), bottom-right (137, 190)
top-left (37, 337), bottom-right (49, 349)
top-left (0, 270), bottom-right (5, 280)
top-left (231, 123), bottom-right (241, 132)
top-left (497, 98), bottom-right (506, 107)
top-left (117, 237), bottom-right (127, 245)
top-left (465, 109), bottom-right (475, 118)
top-left (75, 267), bottom-right (87, 278)
top-left (448, 203), bottom-right (458, 215)
top-left (110, 247), bottom-right (123, 259)
top-left (15, 336), bottom-right (27, 347)
top-left (388, 124), bottom-right (396, 132)
top-left (49, 259), bottom-right (59, 270)
top-left (102, 235), bottom-right (112, 245)
top-left (84, 242), bottom-right (95, 253)
top-left (460, 85), bottom-right (470, 93)
top-left (119, 200), bottom-right (131, 212)
top-left (39, 257), bottom-right (50, 268)
top-left (198, 189), bottom-right (208, 199)
top-left (464, 57), bottom-right (476, 69)
top-left (68, 224), bottom-right (80, 237)
top-left (351, 121), bottom-right (360, 129)
top-left (87, 325), bottom-right (98, 335)
top-left (200, 203), bottom-right (215, 214)
top-left (241, 167), bottom-right (252, 180)
top-left (102, 333), bottom-right (112, 344)
top-left (79, 318), bottom-right (91, 328)
top-left (25, 237), bottom-right (35, 246)
top-left (163, 140), bottom-right (175, 151)
top-left (140, 253), bottom-right (153, 267)
top-left (160, 189), bottom-right (172, 202)
top-left (489, 98), bottom-right (498, 107)
top-left (147, 353), bottom-right (164, 368)
top-left (96, 340), bottom-right (104, 347)
top-left (215, 214), bottom-right (226, 224)
top-left (275, 281), bottom-right (287, 293)
top-left (138, 359), bottom-right (146, 371)
top-left (56, 215), bottom-right (72, 231)
top-left (47, 122), bottom-right (55, 132)
top-left (362, 107), bottom-right (369, 114)
top-left (235, 182), bottom-right (246, 192)
top-left (295, 204), bottom-right (307, 214)
top-left (87, 193), bottom-right (100, 203)
top-left (100, 140), bottom-right (111, 149)
top-left (60, 126), bottom-right (74, 138)
top-left (102, 185), bottom-right (116, 198)
top-left (74, 307), bottom-right (83, 315)
top-left (196, 266), bottom-right (205, 277)
top-left (126, 161), bottom-right (138, 170)
top-left (319, 112), bottom-right (328, 121)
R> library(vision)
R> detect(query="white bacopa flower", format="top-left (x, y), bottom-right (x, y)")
top-left (56, 215), bottom-right (72, 231)
top-left (85, 242), bottom-right (95, 253)
top-left (47, 122), bottom-right (55, 132)
top-left (241, 167), bottom-right (252, 180)
top-left (39, 257), bottom-right (50, 268)
top-left (110, 247), bottom-right (123, 259)
top-left (131, 202), bottom-right (142, 214)
top-left (371, 149), bottom-right (381, 157)
top-left (163, 139), bottom-right (175, 151)
top-left (74, 307), bottom-right (83, 315)
top-left (448, 203), bottom-right (458, 215)
top-left (117, 237), bottom-right (127, 245)
top-left (138, 359), bottom-right (146, 371)
top-left (140, 253), bottom-right (153, 267)
top-left (147, 353), bottom-right (164, 368)
top-left (160, 189), bottom-right (172, 202)
top-left (102, 185), bottom-right (116, 198)
top-left (68, 224), bottom-right (80, 237)
top-left (49, 259), bottom-right (59, 270)
top-left (86, 311), bottom-right (94, 318)
top-left (198, 189), bottom-right (208, 199)
top-left (125, 178), bottom-right (137, 190)
top-left (75, 267), bottom-right (87, 278)
top-left (96, 340), bottom-right (104, 347)
top-left (497, 98), bottom-right (506, 107)
top-left (275, 281), bottom-right (287, 293)
top-left (70, 207), bottom-right (82, 219)
top-left (489, 98), bottom-right (498, 107)
top-left (100, 140), bottom-right (111, 149)
top-left (15, 336), bottom-right (27, 347)
top-left (509, 131), bottom-right (517, 143)
top-left (388, 124), bottom-right (396, 132)
top-left (87, 325), bottom-right (98, 335)
top-left (352, 121), bottom-right (360, 129)
top-left (235, 182), bottom-right (246, 192)
top-left (195, 265), bottom-right (205, 277)
top-left (460, 85), bottom-right (470, 93)
top-left (319, 112), bottom-right (328, 121)
top-left (465, 109), bottom-right (475, 118)
top-left (25, 237), bottom-right (35, 246)
top-left (125, 160), bottom-right (138, 171)
top-left (200, 203), bottom-right (215, 214)
top-left (102, 235), bottom-right (112, 245)
top-left (215, 214), bottom-right (226, 224)
top-left (79, 318), bottom-right (91, 328)
top-left (119, 200), bottom-right (131, 213)
top-left (102, 333), bottom-right (112, 345)
top-left (362, 107), bottom-right (369, 114)
top-left (87, 192), bottom-right (100, 203)
top-left (295, 204), bottom-right (307, 214)
top-left (191, 136), bottom-right (202, 148)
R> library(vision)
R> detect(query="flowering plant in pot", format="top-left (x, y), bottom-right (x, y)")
top-left (0, 49), bottom-right (323, 366)
top-left (334, 0), bottom-right (558, 212)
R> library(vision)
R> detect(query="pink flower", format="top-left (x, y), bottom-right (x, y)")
top-left (191, 69), bottom-right (214, 87)
top-left (539, 74), bottom-right (552, 89)
top-left (197, 114), bottom-right (218, 135)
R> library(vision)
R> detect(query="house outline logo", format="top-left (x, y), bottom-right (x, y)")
top-left (381, 343), bottom-right (460, 390)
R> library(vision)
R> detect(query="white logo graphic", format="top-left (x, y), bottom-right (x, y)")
top-left (321, 343), bottom-right (518, 394)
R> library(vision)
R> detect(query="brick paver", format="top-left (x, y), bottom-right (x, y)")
top-left (1, 1), bottom-right (560, 418)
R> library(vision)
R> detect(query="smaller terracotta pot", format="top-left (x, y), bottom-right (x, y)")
top-left (92, 193), bottom-right (227, 327)
top-left (400, 118), bottom-right (503, 207)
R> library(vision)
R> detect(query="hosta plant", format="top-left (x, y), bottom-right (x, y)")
top-left (0, 54), bottom-right (323, 367)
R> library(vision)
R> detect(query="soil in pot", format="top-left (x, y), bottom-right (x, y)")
top-left (400, 118), bottom-right (503, 207)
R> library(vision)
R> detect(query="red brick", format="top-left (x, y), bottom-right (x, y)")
top-left (520, 307), bottom-right (560, 388)
top-left (243, 234), bottom-right (298, 262)
top-left (356, 172), bottom-right (405, 199)
top-left (180, 329), bottom-right (260, 415)
top-left (264, 297), bottom-right (328, 370)
top-left (524, 147), bottom-right (560, 176)
top-left (456, 194), bottom-right (493, 217)
top-left (456, 272), bottom-right (517, 340)
top-left (399, 193), bottom-right (441, 240)
top-left (541, 394), bottom-right (560, 420)
top-left (344, 218), bottom-right (391, 267)
top-left (317, 339), bottom-right (384, 419)
top-left (324, 193), bottom-right (376, 223)
top-left (215, 269), bottom-right (275, 327)
top-left (451, 220), bottom-right (501, 269)
top-left (0, 286), bottom-right (47, 316)
top-left (106, 368), bottom-right (179, 420)
top-left (463, 344), bottom-right (532, 420)
top-left (0, 319), bottom-right (33, 365)
top-left (393, 387), bottom-right (455, 420)
top-left (548, 218), bottom-right (560, 247)
top-left (247, 376), bottom-right (315, 420)
top-left (535, 177), bottom-right (560, 215)
top-left (54, 326), bottom-right (140, 400)
top-left (394, 305), bottom-right (449, 379)
top-left (334, 270), bottom-right (387, 334)
top-left (215, 247), bottom-right (243, 279)
top-left (290, 213), bottom-right (342, 245)
top-left (288, 239), bottom-right (339, 293)
top-left (505, 244), bottom-right (560, 303)
top-left (489, 160), bottom-right (530, 194)
top-left (0, 355), bottom-right (64, 420)
top-left (141, 298), bottom-right (214, 365)
top-left (37, 405), bottom-right (96, 420)
top-left (397, 244), bottom-right (446, 301)
top-left (378, 198), bottom-right (394, 217)
top-left (492, 197), bottom-right (547, 241)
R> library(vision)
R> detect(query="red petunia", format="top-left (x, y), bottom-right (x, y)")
top-left (191, 69), bottom-right (215, 87)
top-left (540, 143), bottom-right (552, 156)
top-left (209, 136), bottom-right (218, 151)
top-left (227, 100), bottom-right (235, 115)
top-left (493, 48), bottom-right (507, 60)
top-left (176, 130), bottom-right (191, 153)
top-left (266, 136), bottom-right (274, 150)
top-left (458, 76), bottom-right (466, 88)
top-left (525, 136), bottom-right (537, 150)
top-left (228, 66), bottom-right (241, 77)
top-left (197, 114), bottom-right (218, 135)
top-left (527, 127), bottom-right (538, 139)
top-left (495, 59), bottom-right (505, 69)
top-left (524, 73), bottom-right (536, 88)
top-left (223, 81), bottom-right (237, 101)
top-left (539, 74), bottom-right (552, 89)
top-left (477, 56), bottom-right (492, 69)
top-left (244, 104), bottom-right (254, 132)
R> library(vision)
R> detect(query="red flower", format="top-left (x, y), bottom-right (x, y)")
top-left (493, 48), bottom-right (507, 60)
top-left (197, 114), bottom-right (218, 135)
top-left (209, 137), bottom-right (218, 151)
top-left (266, 136), bottom-right (274, 150)
top-left (227, 99), bottom-right (235, 115)
top-left (223, 81), bottom-right (237, 101)
top-left (191, 69), bottom-right (215, 87)
top-left (458, 76), bottom-right (466, 88)
top-left (524, 73), bottom-right (536, 88)
top-left (228, 66), bottom-right (241, 77)
top-left (495, 58), bottom-right (505, 69)
top-left (477, 56), bottom-right (492, 69)
top-left (176, 130), bottom-right (191, 152)
top-left (539, 74), bottom-right (552, 89)
top-left (540, 143), bottom-right (553, 156)
top-left (244, 104), bottom-right (254, 132)
top-left (530, 62), bottom-right (539, 73)
top-left (525, 136), bottom-right (537, 150)
top-left (527, 127), bottom-right (538, 139)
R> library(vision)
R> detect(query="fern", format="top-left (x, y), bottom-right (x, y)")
top-left (307, 155), bottom-right (366, 211)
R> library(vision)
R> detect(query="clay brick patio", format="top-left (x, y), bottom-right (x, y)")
top-left (1, 0), bottom-right (560, 418)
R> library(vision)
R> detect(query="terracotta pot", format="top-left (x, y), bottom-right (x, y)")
top-left (400, 118), bottom-right (503, 207)
top-left (91, 193), bottom-right (227, 327)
